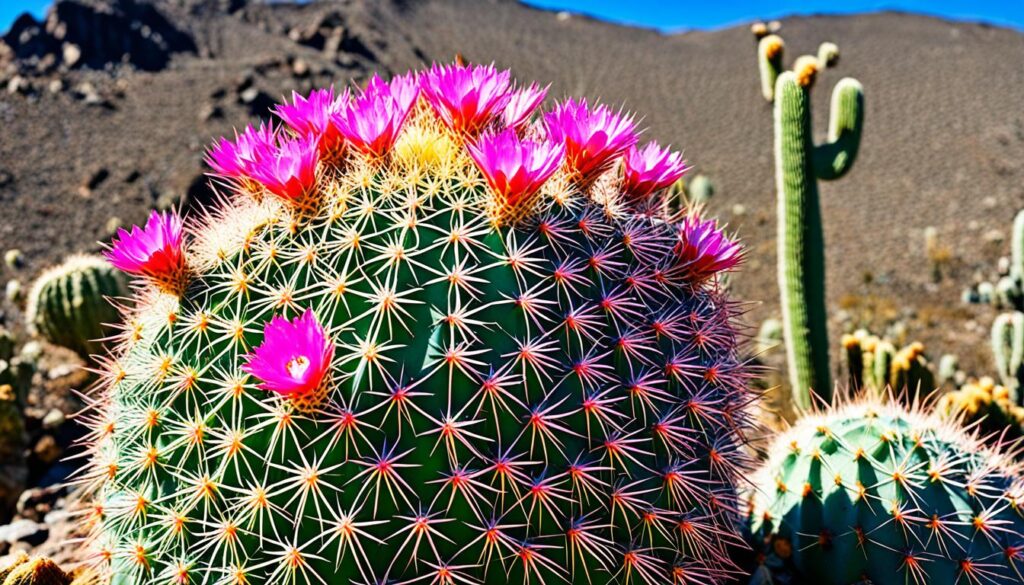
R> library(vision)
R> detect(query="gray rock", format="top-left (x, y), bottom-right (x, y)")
top-left (0, 519), bottom-right (47, 546)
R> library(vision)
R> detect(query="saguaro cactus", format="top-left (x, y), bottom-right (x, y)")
top-left (77, 63), bottom-right (755, 585)
top-left (763, 39), bottom-right (864, 409)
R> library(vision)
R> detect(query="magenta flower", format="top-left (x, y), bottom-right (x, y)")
top-left (468, 128), bottom-right (565, 207)
top-left (333, 73), bottom-right (419, 157)
top-left (420, 62), bottom-right (513, 135)
top-left (206, 123), bottom-right (277, 179)
top-left (275, 87), bottom-right (349, 157)
top-left (242, 309), bottom-right (335, 399)
top-left (105, 210), bottom-right (186, 287)
top-left (248, 135), bottom-right (320, 202)
top-left (543, 98), bottom-right (638, 180)
top-left (675, 216), bottom-right (742, 282)
top-left (622, 142), bottom-right (689, 199)
top-left (502, 83), bottom-right (548, 130)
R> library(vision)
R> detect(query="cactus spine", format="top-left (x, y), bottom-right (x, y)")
top-left (26, 254), bottom-right (127, 359)
top-left (992, 311), bottom-right (1024, 400)
top-left (766, 38), bottom-right (864, 408)
top-left (747, 399), bottom-right (1024, 584)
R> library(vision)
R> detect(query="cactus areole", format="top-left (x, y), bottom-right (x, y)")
top-left (81, 62), bottom-right (753, 585)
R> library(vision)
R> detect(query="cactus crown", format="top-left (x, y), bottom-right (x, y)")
top-left (78, 63), bottom-right (753, 585)
top-left (748, 399), bottom-right (1024, 585)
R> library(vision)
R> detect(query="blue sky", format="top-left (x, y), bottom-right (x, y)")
top-left (3, 0), bottom-right (1023, 34)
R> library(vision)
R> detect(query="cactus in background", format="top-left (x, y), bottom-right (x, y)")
top-left (964, 209), bottom-right (1024, 311)
top-left (757, 34), bottom-right (784, 102)
top-left (1, 557), bottom-right (70, 585)
top-left (815, 42), bottom-right (839, 68)
top-left (937, 353), bottom-right (962, 387)
top-left (841, 329), bottom-right (935, 398)
top-left (747, 399), bottom-right (1024, 584)
top-left (992, 311), bottom-right (1024, 399)
top-left (77, 63), bottom-right (755, 584)
top-left (756, 317), bottom-right (784, 355)
top-left (686, 173), bottom-right (715, 204)
top-left (26, 254), bottom-right (127, 359)
top-left (937, 376), bottom-right (1024, 442)
top-left (765, 41), bottom-right (864, 409)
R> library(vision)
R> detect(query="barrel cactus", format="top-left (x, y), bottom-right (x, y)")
top-left (26, 254), bottom-right (127, 359)
top-left (0, 557), bottom-right (70, 585)
top-left (76, 62), bottom-right (755, 585)
top-left (747, 399), bottom-right (1024, 584)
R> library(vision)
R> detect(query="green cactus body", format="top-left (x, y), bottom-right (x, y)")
top-left (773, 63), bottom-right (864, 409)
top-left (1012, 209), bottom-right (1024, 282)
top-left (747, 400), bottom-right (1024, 584)
top-left (27, 255), bottom-right (127, 359)
top-left (79, 71), bottom-right (754, 584)
top-left (992, 311), bottom-right (1024, 401)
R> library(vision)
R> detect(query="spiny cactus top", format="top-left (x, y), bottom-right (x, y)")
top-left (746, 399), bottom-right (1024, 585)
top-left (80, 61), bottom-right (753, 585)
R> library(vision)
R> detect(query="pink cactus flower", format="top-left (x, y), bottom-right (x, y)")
top-left (206, 123), bottom-right (277, 179)
top-left (420, 62), bottom-right (513, 135)
top-left (675, 215), bottom-right (742, 282)
top-left (334, 73), bottom-right (420, 157)
top-left (502, 83), bottom-right (548, 130)
top-left (248, 135), bottom-right (320, 202)
top-left (467, 128), bottom-right (565, 207)
top-left (622, 142), bottom-right (689, 199)
top-left (275, 87), bottom-right (349, 157)
top-left (544, 98), bottom-right (638, 181)
top-left (243, 309), bottom-right (335, 398)
top-left (105, 210), bottom-right (186, 284)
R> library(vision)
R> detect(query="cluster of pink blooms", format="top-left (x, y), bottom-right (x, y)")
top-left (242, 308), bottom-right (335, 398)
top-left (105, 61), bottom-right (740, 400)
top-left (675, 215), bottom-right (743, 281)
top-left (202, 62), bottom-right (695, 211)
top-left (104, 210), bottom-right (186, 286)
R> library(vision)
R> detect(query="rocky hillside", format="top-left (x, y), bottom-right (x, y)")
top-left (1, 0), bottom-right (1023, 374)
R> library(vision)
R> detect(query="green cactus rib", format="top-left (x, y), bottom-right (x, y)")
top-left (747, 400), bottom-right (1024, 585)
top-left (992, 311), bottom-right (1024, 402)
top-left (27, 255), bottom-right (127, 359)
top-left (80, 116), bottom-right (753, 583)
top-left (774, 67), bottom-right (864, 409)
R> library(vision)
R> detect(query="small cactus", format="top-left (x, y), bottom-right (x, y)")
top-left (841, 329), bottom-right (935, 398)
top-left (1, 557), bottom-right (70, 585)
top-left (815, 42), bottom-right (839, 68)
top-left (992, 311), bottom-right (1024, 399)
top-left (758, 35), bottom-right (865, 409)
top-left (937, 376), bottom-right (1024, 442)
top-left (747, 398), bottom-right (1024, 584)
top-left (756, 317), bottom-right (784, 355)
top-left (26, 254), bottom-right (127, 359)
top-left (937, 353), bottom-right (961, 387)
top-left (965, 209), bottom-right (1024, 311)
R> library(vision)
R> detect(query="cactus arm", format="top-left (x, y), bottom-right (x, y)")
top-left (775, 71), bottom-right (832, 408)
top-left (758, 35), bottom-right (785, 103)
top-left (813, 78), bottom-right (864, 181)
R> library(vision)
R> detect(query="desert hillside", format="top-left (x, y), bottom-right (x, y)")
top-left (2, 0), bottom-right (1023, 373)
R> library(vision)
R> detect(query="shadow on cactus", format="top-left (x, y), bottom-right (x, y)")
top-left (746, 397), bottom-right (1024, 584)
top-left (74, 62), bottom-right (757, 584)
